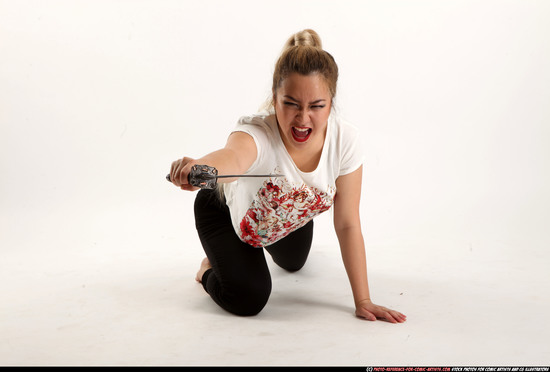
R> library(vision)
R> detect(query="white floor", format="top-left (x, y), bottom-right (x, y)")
top-left (1, 192), bottom-right (549, 366)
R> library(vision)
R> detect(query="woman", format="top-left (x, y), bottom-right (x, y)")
top-left (169, 29), bottom-right (406, 323)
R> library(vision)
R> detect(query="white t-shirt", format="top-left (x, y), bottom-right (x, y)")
top-left (222, 112), bottom-right (363, 248)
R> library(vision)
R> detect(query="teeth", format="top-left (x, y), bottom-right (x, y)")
top-left (294, 127), bottom-right (310, 132)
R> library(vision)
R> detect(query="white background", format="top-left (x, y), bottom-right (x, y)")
top-left (1, 0), bottom-right (549, 366)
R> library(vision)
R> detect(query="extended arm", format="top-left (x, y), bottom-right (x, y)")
top-left (333, 166), bottom-right (406, 323)
top-left (169, 132), bottom-right (257, 191)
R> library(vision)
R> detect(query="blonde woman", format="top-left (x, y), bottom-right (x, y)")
top-left (170, 29), bottom-right (406, 323)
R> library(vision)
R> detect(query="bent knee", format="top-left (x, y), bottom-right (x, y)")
top-left (226, 281), bottom-right (272, 316)
top-left (280, 261), bottom-right (306, 272)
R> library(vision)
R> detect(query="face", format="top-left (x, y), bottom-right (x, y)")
top-left (274, 73), bottom-right (332, 153)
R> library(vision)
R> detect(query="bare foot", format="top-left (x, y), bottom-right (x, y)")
top-left (195, 257), bottom-right (212, 283)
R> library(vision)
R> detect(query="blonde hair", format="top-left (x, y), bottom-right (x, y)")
top-left (272, 29), bottom-right (339, 100)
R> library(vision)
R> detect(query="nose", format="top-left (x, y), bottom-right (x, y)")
top-left (295, 109), bottom-right (310, 125)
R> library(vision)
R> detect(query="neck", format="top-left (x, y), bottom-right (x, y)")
top-left (279, 125), bottom-right (327, 173)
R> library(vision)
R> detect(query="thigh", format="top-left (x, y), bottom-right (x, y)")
top-left (264, 220), bottom-right (314, 272)
top-left (194, 189), bottom-right (271, 292)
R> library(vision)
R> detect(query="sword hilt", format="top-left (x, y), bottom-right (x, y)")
top-left (166, 164), bottom-right (218, 189)
top-left (166, 164), bottom-right (283, 189)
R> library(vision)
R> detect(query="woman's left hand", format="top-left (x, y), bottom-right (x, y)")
top-left (355, 299), bottom-right (407, 323)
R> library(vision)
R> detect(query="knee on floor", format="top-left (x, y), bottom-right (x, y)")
top-left (225, 280), bottom-right (272, 316)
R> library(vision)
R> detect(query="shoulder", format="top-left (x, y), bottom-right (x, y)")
top-left (329, 113), bottom-right (361, 143)
top-left (237, 111), bottom-right (273, 128)
top-left (328, 113), bottom-right (364, 176)
top-left (235, 112), bottom-right (278, 140)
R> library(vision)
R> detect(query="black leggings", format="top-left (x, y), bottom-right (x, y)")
top-left (194, 189), bottom-right (313, 316)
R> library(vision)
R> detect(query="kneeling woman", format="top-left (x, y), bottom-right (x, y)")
top-left (169, 29), bottom-right (406, 323)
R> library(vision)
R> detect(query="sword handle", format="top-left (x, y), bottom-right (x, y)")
top-left (166, 164), bottom-right (219, 189)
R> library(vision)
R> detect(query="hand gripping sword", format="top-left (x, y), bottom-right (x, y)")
top-left (166, 164), bottom-right (283, 189)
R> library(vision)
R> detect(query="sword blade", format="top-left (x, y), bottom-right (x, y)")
top-left (165, 173), bottom-right (283, 182)
top-left (214, 174), bottom-right (284, 179)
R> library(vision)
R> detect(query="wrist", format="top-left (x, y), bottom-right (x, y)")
top-left (355, 298), bottom-right (372, 307)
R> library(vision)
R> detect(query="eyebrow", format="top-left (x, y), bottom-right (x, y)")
top-left (283, 95), bottom-right (327, 105)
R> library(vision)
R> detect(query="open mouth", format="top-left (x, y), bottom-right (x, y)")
top-left (291, 127), bottom-right (312, 143)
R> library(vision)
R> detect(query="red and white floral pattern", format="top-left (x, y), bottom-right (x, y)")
top-left (239, 178), bottom-right (335, 247)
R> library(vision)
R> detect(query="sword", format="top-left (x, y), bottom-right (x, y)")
top-left (166, 164), bottom-right (283, 189)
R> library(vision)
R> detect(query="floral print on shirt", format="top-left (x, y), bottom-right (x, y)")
top-left (239, 177), bottom-right (335, 247)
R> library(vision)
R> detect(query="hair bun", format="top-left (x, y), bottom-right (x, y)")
top-left (271, 28), bottom-right (338, 102)
top-left (285, 29), bottom-right (323, 49)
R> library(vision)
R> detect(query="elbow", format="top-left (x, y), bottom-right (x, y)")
top-left (334, 222), bottom-right (362, 239)
top-left (333, 211), bottom-right (361, 235)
